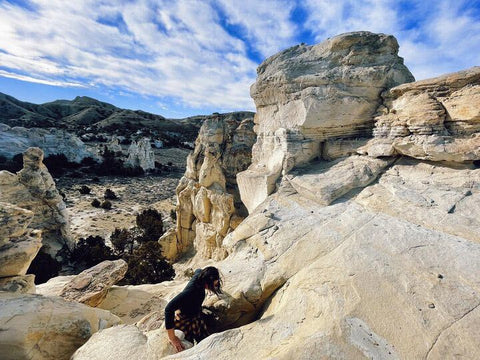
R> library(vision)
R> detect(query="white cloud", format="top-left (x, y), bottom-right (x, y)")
top-left (0, 0), bottom-right (258, 111)
top-left (0, 69), bottom-right (86, 87)
top-left (216, 0), bottom-right (298, 58)
top-left (303, 0), bottom-right (480, 80)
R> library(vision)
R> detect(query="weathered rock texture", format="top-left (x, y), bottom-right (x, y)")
top-left (360, 66), bottom-right (480, 161)
top-left (0, 123), bottom-right (96, 162)
top-left (126, 138), bottom-right (155, 171)
top-left (47, 32), bottom-right (480, 360)
top-left (238, 31), bottom-right (414, 213)
top-left (0, 147), bottom-right (72, 256)
top-left (0, 292), bottom-right (122, 360)
top-left (59, 259), bottom-right (128, 307)
top-left (0, 202), bottom-right (40, 294)
top-left (160, 115), bottom-right (256, 261)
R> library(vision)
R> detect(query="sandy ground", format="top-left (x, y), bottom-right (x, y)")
top-left (56, 148), bottom-right (190, 241)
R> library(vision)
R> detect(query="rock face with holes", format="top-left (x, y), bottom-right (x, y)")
top-left (160, 114), bottom-right (256, 261)
top-left (238, 31), bottom-right (414, 213)
top-left (0, 147), bottom-right (72, 256)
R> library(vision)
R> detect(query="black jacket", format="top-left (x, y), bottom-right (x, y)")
top-left (164, 269), bottom-right (205, 329)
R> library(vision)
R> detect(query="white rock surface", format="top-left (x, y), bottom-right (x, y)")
top-left (238, 31), bottom-right (414, 213)
top-left (126, 138), bottom-right (155, 171)
top-left (0, 123), bottom-right (96, 162)
top-left (0, 292), bottom-right (122, 360)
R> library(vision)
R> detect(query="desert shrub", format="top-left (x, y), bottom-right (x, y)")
top-left (91, 198), bottom-right (101, 207)
top-left (104, 188), bottom-right (118, 200)
top-left (0, 153), bottom-right (23, 173)
top-left (120, 241), bottom-right (175, 285)
top-left (110, 228), bottom-right (135, 255)
top-left (135, 209), bottom-right (164, 243)
top-left (80, 156), bottom-right (97, 167)
top-left (43, 154), bottom-right (79, 177)
top-left (170, 209), bottom-right (177, 221)
top-left (79, 185), bottom-right (91, 194)
top-left (27, 248), bottom-right (62, 284)
top-left (70, 235), bottom-right (115, 269)
top-left (101, 200), bottom-right (112, 210)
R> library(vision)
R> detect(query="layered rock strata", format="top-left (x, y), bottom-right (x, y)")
top-left (0, 123), bottom-right (95, 162)
top-left (160, 115), bottom-right (255, 261)
top-left (59, 259), bottom-right (128, 307)
top-left (238, 31), bottom-right (414, 213)
top-left (360, 66), bottom-right (480, 161)
top-left (0, 147), bottom-right (73, 256)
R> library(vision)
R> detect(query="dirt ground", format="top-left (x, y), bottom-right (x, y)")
top-left (56, 148), bottom-right (190, 241)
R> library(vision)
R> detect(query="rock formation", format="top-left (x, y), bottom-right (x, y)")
top-left (0, 292), bottom-right (122, 360)
top-left (359, 66), bottom-right (480, 161)
top-left (126, 138), bottom-right (155, 171)
top-left (0, 202), bottom-right (41, 294)
top-left (160, 114), bottom-right (256, 261)
top-left (0, 123), bottom-right (96, 162)
top-left (237, 31), bottom-right (415, 213)
top-left (58, 259), bottom-right (128, 307)
top-left (0, 147), bottom-right (73, 256)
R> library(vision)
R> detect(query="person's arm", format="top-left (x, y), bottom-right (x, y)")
top-left (167, 328), bottom-right (184, 352)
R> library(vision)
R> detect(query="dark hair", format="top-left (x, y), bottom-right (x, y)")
top-left (198, 266), bottom-right (223, 295)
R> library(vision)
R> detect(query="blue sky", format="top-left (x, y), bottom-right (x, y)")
top-left (0, 0), bottom-right (479, 118)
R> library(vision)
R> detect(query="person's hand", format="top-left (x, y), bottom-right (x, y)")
top-left (169, 335), bottom-right (185, 353)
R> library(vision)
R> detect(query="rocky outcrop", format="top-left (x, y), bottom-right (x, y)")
top-left (0, 147), bottom-right (72, 256)
top-left (0, 292), bottom-right (122, 360)
top-left (160, 114), bottom-right (256, 261)
top-left (58, 259), bottom-right (128, 307)
top-left (359, 66), bottom-right (480, 161)
top-left (72, 325), bottom-right (192, 360)
top-left (0, 123), bottom-right (96, 162)
top-left (0, 202), bottom-right (41, 294)
top-left (126, 138), bottom-right (155, 171)
top-left (238, 31), bottom-right (414, 213)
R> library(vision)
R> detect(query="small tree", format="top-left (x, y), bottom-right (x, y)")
top-left (104, 188), bottom-right (118, 200)
top-left (136, 209), bottom-right (164, 243)
top-left (70, 235), bottom-right (115, 269)
top-left (91, 198), bottom-right (101, 207)
top-left (121, 241), bottom-right (175, 285)
top-left (110, 228), bottom-right (135, 255)
top-left (79, 185), bottom-right (91, 194)
top-left (101, 200), bottom-right (112, 210)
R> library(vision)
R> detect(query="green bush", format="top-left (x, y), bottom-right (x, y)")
top-left (136, 209), bottom-right (164, 243)
top-left (101, 200), bottom-right (112, 210)
top-left (104, 188), bottom-right (118, 200)
top-left (70, 235), bottom-right (115, 269)
top-left (110, 228), bottom-right (134, 255)
top-left (79, 185), bottom-right (91, 194)
top-left (120, 241), bottom-right (175, 285)
top-left (91, 198), bottom-right (101, 207)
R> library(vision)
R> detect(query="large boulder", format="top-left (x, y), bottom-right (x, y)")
top-left (0, 147), bottom-right (73, 256)
top-left (0, 292), bottom-right (122, 360)
top-left (0, 123), bottom-right (96, 162)
top-left (238, 31), bottom-right (414, 213)
top-left (160, 114), bottom-right (256, 261)
top-left (360, 66), bottom-right (480, 161)
top-left (58, 259), bottom-right (128, 307)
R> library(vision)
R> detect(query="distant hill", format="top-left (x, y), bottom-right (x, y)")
top-left (0, 92), bottom-right (254, 141)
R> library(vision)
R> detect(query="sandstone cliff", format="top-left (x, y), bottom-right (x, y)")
top-left (160, 114), bottom-right (256, 261)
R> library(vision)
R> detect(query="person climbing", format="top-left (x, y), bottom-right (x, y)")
top-left (165, 266), bottom-right (223, 352)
